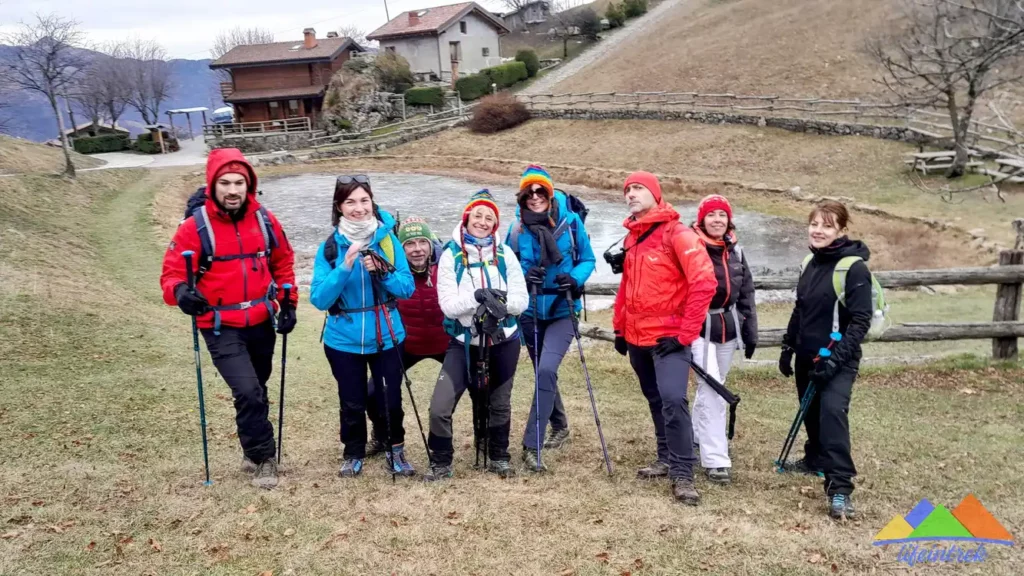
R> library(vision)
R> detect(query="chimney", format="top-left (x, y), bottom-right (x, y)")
top-left (326, 31), bottom-right (339, 38)
top-left (303, 28), bottom-right (317, 49)
top-left (409, 12), bottom-right (420, 26)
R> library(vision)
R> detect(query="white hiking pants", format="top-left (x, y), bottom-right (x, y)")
top-left (691, 337), bottom-right (737, 469)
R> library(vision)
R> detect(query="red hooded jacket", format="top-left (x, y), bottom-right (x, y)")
top-left (612, 191), bottom-right (717, 347)
top-left (160, 148), bottom-right (297, 330)
top-left (396, 265), bottom-right (449, 357)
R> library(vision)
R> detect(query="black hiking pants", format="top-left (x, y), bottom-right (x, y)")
top-left (200, 321), bottom-right (277, 463)
top-left (325, 345), bottom-right (405, 459)
top-left (366, 345), bottom-right (446, 440)
top-left (795, 354), bottom-right (858, 496)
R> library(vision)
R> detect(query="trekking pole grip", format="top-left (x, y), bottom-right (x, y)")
top-left (282, 283), bottom-right (292, 304)
top-left (183, 250), bottom-right (196, 289)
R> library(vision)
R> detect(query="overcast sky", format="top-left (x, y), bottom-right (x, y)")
top-left (1, 0), bottom-right (508, 59)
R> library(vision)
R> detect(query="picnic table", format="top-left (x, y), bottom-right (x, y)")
top-left (980, 157), bottom-right (1024, 184)
top-left (903, 150), bottom-right (982, 175)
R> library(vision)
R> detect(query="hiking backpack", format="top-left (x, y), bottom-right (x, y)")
top-left (800, 254), bottom-right (890, 340)
top-left (181, 186), bottom-right (278, 283)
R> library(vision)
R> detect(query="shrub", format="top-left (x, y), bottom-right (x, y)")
top-left (576, 8), bottom-right (602, 40)
top-left (468, 93), bottom-right (531, 134)
top-left (481, 61), bottom-right (528, 89)
top-left (605, 3), bottom-right (626, 28)
top-left (72, 133), bottom-right (129, 154)
top-left (623, 0), bottom-right (648, 18)
top-left (515, 49), bottom-right (541, 78)
top-left (404, 86), bottom-right (444, 107)
top-left (456, 73), bottom-right (492, 101)
top-left (374, 51), bottom-right (415, 93)
top-left (134, 131), bottom-right (179, 154)
top-left (343, 58), bottom-right (371, 73)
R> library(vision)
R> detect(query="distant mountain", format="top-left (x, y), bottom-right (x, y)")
top-left (0, 46), bottom-right (223, 142)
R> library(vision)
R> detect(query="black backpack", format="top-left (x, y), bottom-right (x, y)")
top-left (564, 192), bottom-right (589, 224)
top-left (181, 186), bottom-right (278, 283)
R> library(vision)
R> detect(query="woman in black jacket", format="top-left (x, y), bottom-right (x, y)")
top-left (690, 195), bottom-right (757, 486)
top-left (779, 200), bottom-right (873, 520)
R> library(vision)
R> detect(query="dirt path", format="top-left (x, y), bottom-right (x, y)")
top-left (521, 0), bottom-right (689, 95)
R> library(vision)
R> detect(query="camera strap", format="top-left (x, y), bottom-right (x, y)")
top-left (626, 222), bottom-right (663, 251)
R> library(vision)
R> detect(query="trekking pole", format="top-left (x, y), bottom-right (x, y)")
top-left (182, 250), bottom-right (212, 486)
top-left (479, 330), bottom-right (491, 471)
top-left (566, 293), bottom-right (612, 475)
top-left (365, 253), bottom-right (396, 483)
top-left (529, 286), bottom-right (543, 471)
top-left (374, 275), bottom-right (432, 468)
top-left (774, 333), bottom-right (842, 473)
top-left (276, 283), bottom-right (292, 464)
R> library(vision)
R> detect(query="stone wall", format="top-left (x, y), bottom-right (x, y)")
top-left (308, 119), bottom-right (467, 160)
top-left (528, 108), bottom-right (925, 143)
top-left (208, 132), bottom-right (314, 154)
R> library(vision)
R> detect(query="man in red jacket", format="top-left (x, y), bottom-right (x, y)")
top-left (366, 217), bottom-right (450, 455)
top-left (160, 148), bottom-right (297, 490)
top-left (612, 171), bottom-right (716, 505)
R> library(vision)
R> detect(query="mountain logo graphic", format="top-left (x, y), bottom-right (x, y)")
top-left (874, 494), bottom-right (1014, 546)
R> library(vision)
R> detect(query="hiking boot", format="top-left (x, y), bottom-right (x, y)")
top-left (828, 493), bottom-right (856, 520)
top-left (672, 478), bottom-right (700, 506)
top-left (781, 457), bottom-right (824, 477)
top-left (705, 467), bottom-right (732, 485)
top-left (544, 428), bottom-right (571, 449)
top-left (338, 458), bottom-right (363, 478)
top-left (384, 445), bottom-right (416, 477)
top-left (366, 429), bottom-right (387, 458)
top-left (522, 448), bottom-right (548, 473)
top-left (637, 460), bottom-right (670, 479)
top-left (422, 463), bottom-right (454, 483)
top-left (487, 459), bottom-right (516, 478)
top-left (251, 458), bottom-right (279, 490)
top-left (241, 456), bottom-right (257, 474)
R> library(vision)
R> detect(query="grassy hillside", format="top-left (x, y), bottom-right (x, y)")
top-left (0, 135), bottom-right (104, 175)
top-left (552, 0), bottom-right (898, 97)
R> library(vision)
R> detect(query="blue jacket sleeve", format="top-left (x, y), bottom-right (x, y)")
top-left (380, 232), bottom-right (415, 299)
top-left (569, 216), bottom-right (596, 287)
top-left (309, 241), bottom-right (352, 311)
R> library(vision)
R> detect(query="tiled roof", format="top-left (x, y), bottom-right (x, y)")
top-left (224, 86), bottom-right (326, 103)
top-left (367, 2), bottom-right (508, 40)
top-left (210, 37), bottom-right (359, 68)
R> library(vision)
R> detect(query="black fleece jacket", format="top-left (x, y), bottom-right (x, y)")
top-left (784, 237), bottom-right (873, 367)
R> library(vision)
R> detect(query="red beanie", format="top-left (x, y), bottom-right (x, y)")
top-left (214, 161), bottom-right (250, 186)
top-left (623, 171), bottom-right (663, 204)
top-left (697, 194), bottom-right (733, 225)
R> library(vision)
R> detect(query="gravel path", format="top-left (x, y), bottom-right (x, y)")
top-left (521, 0), bottom-right (687, 95)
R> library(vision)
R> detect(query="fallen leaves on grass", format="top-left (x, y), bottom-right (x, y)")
top-left (240, 504), bottom-right (257, 515)
top-left (714, 526), bottom-right (728, 536)
top-left (1, 531), bottom-right (20, 539)
top-left (31, 500), bottom-right (45, 507)
top-left (258, 571), bottom-right (273, 576)
top-left (806, 551), bottom-right (824, 564)
top-left (283, 528), bottom-right (296, 537)
top-left (559, 569), bottom-right (575, 576)
top-left (85, 541), bottom-right (96, 551)
top-left (596, 551), bottom-right (610, 563)
top-left (320, 531), bottom-right (349, 549)
top-left (148, 538), bottom-right (161, 552)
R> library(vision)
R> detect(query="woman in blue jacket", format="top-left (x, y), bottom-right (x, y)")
top-left (508, 165), bottom-right (596, 472)
top-left (310, 175), bottom-right (415, 478)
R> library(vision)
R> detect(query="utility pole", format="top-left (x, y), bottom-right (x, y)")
top-left (384, 0), bottom-right (390, 21)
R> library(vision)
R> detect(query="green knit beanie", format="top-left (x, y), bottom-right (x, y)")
top-left (397, 216), bottom-right (436, 246)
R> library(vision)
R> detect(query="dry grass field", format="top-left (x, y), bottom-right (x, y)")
top-left (0, 135), bottom-right (104, 175)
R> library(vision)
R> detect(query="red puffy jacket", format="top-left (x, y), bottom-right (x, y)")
top-left (612, 202), bottom-right (717, 347)
top-left (160, 148), bottom-right (297, 330)
top-left (397, 265), bottom-right (449, 357)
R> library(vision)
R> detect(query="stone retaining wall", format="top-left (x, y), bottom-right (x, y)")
top-left (208, 132), bottom-right (314, 153)
top-left (308, 119), bottom-right (466, 160)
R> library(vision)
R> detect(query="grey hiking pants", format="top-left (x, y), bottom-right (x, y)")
top-left (520, 315), bottom-right (575, 450)
top-left (628, 343), bottom-right (696, 480)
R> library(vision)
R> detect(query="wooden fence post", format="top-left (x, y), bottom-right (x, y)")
top-left (993, 218), bottom-right (1024, 360)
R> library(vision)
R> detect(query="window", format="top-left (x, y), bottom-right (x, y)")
top-left (288, 100), bottom-right (299, 110)
top-left (269, 101), bottom-right (279, 108)
top-left (460, 21), bottom-right (467, 34)
top-left (385, 46), bottom-right (396, 54)
top-left (482, 47), bottom-right (490, 57)
top-left (449, 41), bottom-right (462, 62)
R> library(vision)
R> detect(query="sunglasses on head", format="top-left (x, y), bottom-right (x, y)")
top-left (337, 174), bottom-right (370, 185)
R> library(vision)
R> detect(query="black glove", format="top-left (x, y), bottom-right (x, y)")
top-left (778, 346), bottom-right (794, 378)
top-left (478, 288), bottom-right (508, 320)
top-left (526, 266), bottom-right (546, 288)
top-left (277, 303), bottom-right (296, 335)
top-left (812, 356), bottom-right (840, 384)
top-left (174, 282), bottom-right (209, 316)
top-left (653, 336), bottom-right (686, 358)
top-left (553, 273), bottom-right (579, 295)
top-left (474, 288), bottom-right (488, 303)
top-left (614, 334), bottom-right (628, 356)
top-left (744, 343), bottom-right (756, 360)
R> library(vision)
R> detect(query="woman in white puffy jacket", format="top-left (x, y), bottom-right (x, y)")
top-left (423, 190), bottom-right (528, 481)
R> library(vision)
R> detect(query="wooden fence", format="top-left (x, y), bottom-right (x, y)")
top-left (202, 117), bottom-right (312, 139)
top-left (906, 108), bottom-right (1023, 156)
top-left (580, 235), bottom-right (1024, 360)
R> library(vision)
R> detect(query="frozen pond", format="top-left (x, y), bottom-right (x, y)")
top-left (259, 172), bottom-right (809, 286)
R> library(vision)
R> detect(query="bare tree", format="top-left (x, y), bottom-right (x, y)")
top-left (336, 24), bottom-right (369, 47)
top-left (211, 26), bottom-right (275, 60)
top-left (501, 0), bottom-right (532, 11)
top-left (0, 14), bottom-right (86, 177)
top-left (122, 38), bottom-right (175, 126)
top-left (869, 0), bottom-right (1024, 177)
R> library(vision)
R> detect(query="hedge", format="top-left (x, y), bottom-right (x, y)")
top-left (72, 133), bottom-right (129, 154)
top-left (134, 132), bottom-right (179, 154)
top-left (482, 61), bottom-right (528, 89)
top-left (515, 49), bottom-right (540, 78)
top-left (456, 74), bottom-right (491, 101)
top-left (404, 86), bottom-right (445, 107)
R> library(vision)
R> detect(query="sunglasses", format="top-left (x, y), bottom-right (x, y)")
top-left (337, 174), bottom-right (370, 185)
top-left (523, 186), bottom-right (547, 198)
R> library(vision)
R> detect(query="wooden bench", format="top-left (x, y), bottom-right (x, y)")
top-left (904, 150), bottom-right (982, 175)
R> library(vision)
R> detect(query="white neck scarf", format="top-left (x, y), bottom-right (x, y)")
top-left (338, 216), bottom-right (378, 245)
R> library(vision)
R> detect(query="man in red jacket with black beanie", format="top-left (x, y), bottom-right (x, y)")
top-left (160, 148), bottom-right (297, 490)
top-left (365, 216), bottom-right (450, 455)
top-left (612, 171), bottom-right (716, 505)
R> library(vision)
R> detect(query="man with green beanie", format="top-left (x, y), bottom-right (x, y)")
top-left (366, 216), bottom-right (448, 456)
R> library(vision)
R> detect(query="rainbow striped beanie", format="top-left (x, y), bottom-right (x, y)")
top-left (462, 189), bottom-right (500, 227)
top-left (518, 164), bottom-right (554, 200)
